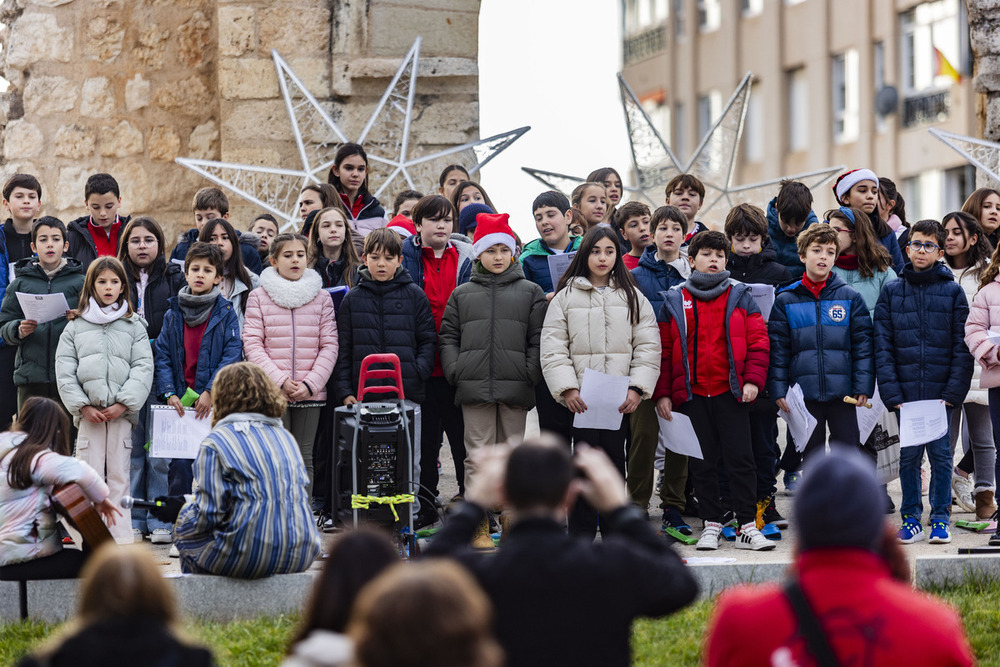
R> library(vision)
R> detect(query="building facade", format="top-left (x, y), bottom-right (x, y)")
top-left (621, 0), bottom-right (976, 220)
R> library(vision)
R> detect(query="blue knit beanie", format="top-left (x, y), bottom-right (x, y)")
top-left (458, 203), bottom-right (494, 235)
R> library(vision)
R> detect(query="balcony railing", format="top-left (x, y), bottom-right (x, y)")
top-left (624, 26), bottom-right (667, 65)
top-left (902, 89), bottom-right (950, 128)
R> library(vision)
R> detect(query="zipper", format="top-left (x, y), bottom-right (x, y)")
top-left (815, 295), bottom-right (825, 398)
top-left (690, 290), bottom-right (699, 387)
top-left (488, 277), bottom-right (495, 402)
top-left (46, 274), bottom-right (54, 383)
top-left (290, 307), bottom-right (296, 382)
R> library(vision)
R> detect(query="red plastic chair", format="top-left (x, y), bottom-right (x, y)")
top-left (357, 353), bottom-right (406, 402)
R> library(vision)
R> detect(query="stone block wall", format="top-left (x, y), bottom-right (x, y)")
top-left (0, 0), bottom-right (481, 247)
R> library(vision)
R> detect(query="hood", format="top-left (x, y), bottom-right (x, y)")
top-left (521, 235), bottom-right (581, 258)
top-left (258, 265), bottom-right (323, 308)
top-left (766, 197), bottom-right (818, 240)
top-left (0, 431), bottom-right (26, 462)
top-left (901, 260), bottom-right (954, 285)
top-left (357, 265), bottom-right (414, 290)
top-left (779, 270), bottom-right (848, 296)
top-left (13, 256), bottom-right (84, 279)
top-left (728, 240), bottom-right (778, 269)
top-left (239, 230), bottom-right (260, 249)
top-left (470, 259), bottom-right (525, 285)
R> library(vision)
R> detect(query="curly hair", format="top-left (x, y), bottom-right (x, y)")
top-left (211, 362), bottom-right (287, 425)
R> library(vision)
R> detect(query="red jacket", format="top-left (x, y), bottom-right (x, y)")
top-left (705, 549), bottom-right (974, 667)
top-left (653, 282), bottom-right (768, 405)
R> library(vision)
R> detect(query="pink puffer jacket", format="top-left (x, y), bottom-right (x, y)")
top-left (243, 267), bottom-right (338, 402)
top-left (965, 275), bottom-right (1000, 390)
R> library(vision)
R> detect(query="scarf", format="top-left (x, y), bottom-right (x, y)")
top-left (684, 270), bottom-right (731, 301)
top-left (834, 254), bottom-right (859, 270)
top-left (42, 258), bottom-right (67, 278)
top-left (177, 286), bottom-right (220, 326)
top-left (80, 297), bottom-right (128, 325)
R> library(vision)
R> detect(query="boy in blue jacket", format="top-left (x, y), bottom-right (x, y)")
top-left (768, 223), bottom-right (874, 461)
top-left (766, 179), bottom-right (819, 278)
top-left (155, 242), bottom-right (242, 497)
top-left (874, 220), bottom-right (973, 545)
top-left (630, 205), bottom-right (690, 534)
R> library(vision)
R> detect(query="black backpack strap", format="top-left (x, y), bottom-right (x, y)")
top-left (782, 578), bottom-right (841, 667)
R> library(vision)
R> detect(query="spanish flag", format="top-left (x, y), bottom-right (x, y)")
top-left (934, 46), bottom-right (962, 84)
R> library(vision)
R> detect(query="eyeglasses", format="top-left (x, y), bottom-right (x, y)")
top-left (907, 241), bottom-right (940, 253)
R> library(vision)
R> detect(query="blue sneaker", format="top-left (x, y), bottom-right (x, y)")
top-left (897, 516), bottom-right (925, 544)
top-left (929, 521), bottom-right (952, 544)
top-left (783, 470), bottom-right (802, 496)
top-left (661, 507), bottom-right (692, 535)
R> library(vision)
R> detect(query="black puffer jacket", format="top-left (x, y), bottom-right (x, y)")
top-left (439, 262), bottom-right (547, 408)
top-left (726, 240), bottom-right (792, 287)
top-left (127, 259), bottom-right (186, 341)
top-left (332, 267), bottom-right (436, 402)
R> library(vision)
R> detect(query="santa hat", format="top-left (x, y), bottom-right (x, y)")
top-left (459, 203), bottom-right (494, 235)
top-left (472, 213), bottom-right (517, 257)
top-left (386, 214), bottom-right (416, 238)
top-left (833, 168), bottom-right (878, 202)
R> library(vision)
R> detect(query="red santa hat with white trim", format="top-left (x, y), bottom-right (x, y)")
top-left (386, 214), bottom-right (416, 238)
top-left (472, 213), bottom-right (517, 257)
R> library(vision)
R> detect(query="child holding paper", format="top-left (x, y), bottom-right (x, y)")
top-left (768, 224), bottom-right (874, 461)
top-left (876, 220), bottom-right (972, 545)
top-left (654, 231), bottom-right (773, 551)
top-left (541, 226), bottom-right (660, 539)
top-left (154, 243), bottom-right (242, 498)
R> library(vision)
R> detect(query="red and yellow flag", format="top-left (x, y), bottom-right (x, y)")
top-left (934, 47), bottom-right (962, 84)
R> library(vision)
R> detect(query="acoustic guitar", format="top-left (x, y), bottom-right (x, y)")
top-left (51, 483), bottom-right (113, 549)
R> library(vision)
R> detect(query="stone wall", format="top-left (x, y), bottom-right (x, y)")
top-left (969, 0), bottom-right (1000, 185)
top-left (0, 0), bottom-right (481, 248)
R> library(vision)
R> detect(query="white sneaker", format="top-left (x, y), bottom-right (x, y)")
top-left (150, 528), bottom-right (173, 544)
top-left (132, 528), bottom-right (143, 540)
top-left (736, 522), bottom-right (776, 551)
top-left (168, 544), bottom-right (180, 558)
top-left (696, 521), bottom-right (723, 551)
top-left (952, 472), bottom-right (975, 512)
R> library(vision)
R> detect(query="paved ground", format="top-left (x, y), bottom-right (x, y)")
top-left (133, 409), bottom-right (995, 573)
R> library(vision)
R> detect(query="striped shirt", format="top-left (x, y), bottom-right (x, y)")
top-left (174, 412), bottom-right (322, 578)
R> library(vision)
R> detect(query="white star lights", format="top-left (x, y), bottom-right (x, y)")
top-left (524, 73), bottom-right (843, 224)
top-left (177, 37), bottom-right (529, 229)
top-left (930, 128), bottom-right (1000, 187)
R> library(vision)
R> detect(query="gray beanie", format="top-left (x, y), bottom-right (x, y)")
top-left (793, 448), bottom-right (885, 553)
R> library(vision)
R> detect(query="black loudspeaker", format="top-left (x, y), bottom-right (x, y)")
top-left (332, 402), bottom-right (416, 528)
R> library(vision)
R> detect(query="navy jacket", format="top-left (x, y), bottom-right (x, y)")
top-left (169, 227), bottom-right (264, 275)
top-left (768, 272), bottom-right (875, 402)
top-left (153, 294), bottom-right (243, 398)
top-left (726, 241), bottom-right (792, 287)
top-left (766, 197), bottom-right (818, 278)
top-left (630, 245), bottom-right (686, 317)
top-left (127, 260), bottom-right (186, 341)
top-left (879, 230), bottom-right (906, 276)
top-left (873, 262), bottom-right (973, 408)
top-left (332, 267), bottom-right (436, 403)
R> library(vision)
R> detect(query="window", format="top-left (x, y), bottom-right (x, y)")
top-left (900, 0), bottom-right (961, 94)
top-left (673, 0), bottom-right (686, 38)
top-left (901, 167), bottom-right (971, 220)
top-left (696, 90), bottom-right (721, 139)
top-left (743, 83), bottom-right (763, 163)
top-left (874, 41), bottom-right (887, 132)
top-left (786, 68), bottom-right (808, 152)
top-left (697, 0), bottom-right (720, 31)
top-left (742, 0), bottom-right (763, 16)
top-left (674, 102), bottom-right (686, 157)
top-left (643, 98), bottom-right (670, 144)
top-left (832, 50), bottom-right (860, 143)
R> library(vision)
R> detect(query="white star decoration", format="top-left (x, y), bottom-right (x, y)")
top-left (930, 128), bottom-right (1000, 187)
top-left (176, 37), bottom-right (529, 229)
top-left (524, 73), bottom-right (843, 224)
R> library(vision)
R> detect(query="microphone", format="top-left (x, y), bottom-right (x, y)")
top-left (120, 496), bottom-right (165, 510)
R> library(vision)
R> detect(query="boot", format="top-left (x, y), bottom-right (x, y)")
top-left (975, 487), bottom-right (997, 521)
top-left (471, 517), bottom-right (495, 550)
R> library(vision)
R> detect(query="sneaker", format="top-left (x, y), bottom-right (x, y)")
top-left (974, 487), bottom-right (997, 521)
top-left (317, 512), bottom-right (336, 532)
top-left (661, 507), bottom-right (692, 535)
top-left (952, 473), bottom-right (975, 512)
top-left (897, 516), bottom-right (925, 544)
top-left (736, 522), bottom-right (776, 551)
top-left (783, 470), bottom-right (802, 496)
top-left (149, 528), bottom-right (172, 544)
top-left (654, 473), bottom-right (663, 496)
top-left (928, 521), bottom-right (952, 544)
top-left (132, 528), bottom-right (144, 541)
top-left (696, 521), bottom-right (723, 551)
top-left (471, 518), bottom-right (495, 550)
top-left (761, 497), bottom-right (788, 529)
top-left (168, 544), bottom-right (180, 558)
top-left (989, 515), bottom-right (1000, 546)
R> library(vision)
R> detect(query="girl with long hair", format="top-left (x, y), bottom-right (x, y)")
top-left (199, 216), bottom-right (260, 329)
top-left (587, 167), bottom-right (624, 225)
top-left (571, 182), bottom-right (609, 231)
top-left (308, 206), bottom-right (362, 288)
top-left (828, 206), bottom-right (896, 312)
top-left (327, 143), bottom-right (387, 242)
top-left (962, 187), bottom-right (1000, 247)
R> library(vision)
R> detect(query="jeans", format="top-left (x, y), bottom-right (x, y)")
top-left (130, 396), bottom-right (171, 532)
top-left (898, 407), bottom-right (953, 524)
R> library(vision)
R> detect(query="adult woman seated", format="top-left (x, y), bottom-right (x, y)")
top-left (153, 362), bottom-right (322, 578)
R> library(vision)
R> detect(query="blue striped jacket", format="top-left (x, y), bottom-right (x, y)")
top-left (174, 412), bottom-right (322, 578)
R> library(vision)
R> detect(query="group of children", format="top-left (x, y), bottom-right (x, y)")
top-left (3, 151), bottom-right (1000, 553)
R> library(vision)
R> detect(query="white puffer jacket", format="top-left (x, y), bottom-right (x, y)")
top-left (956, 266), bottom-right (988, 405)
top-left (541, 276), bottom-right (660, 406)
top-left (55, 311), bottom-right (154, 425)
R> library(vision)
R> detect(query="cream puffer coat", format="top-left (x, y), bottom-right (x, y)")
top-left (243, 267), bottom-right (338, 402)
top-left (55, 311), bottom-right (154, 425)
top-left (956, 266), bottom-right (988, 404)
top-left (541, 276), bottom-right (660, 406)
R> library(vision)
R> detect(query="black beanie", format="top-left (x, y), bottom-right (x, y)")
top-left (458, 203), bottom-right (494, 235)
top-left (793, 448), bottom-right (885, 553)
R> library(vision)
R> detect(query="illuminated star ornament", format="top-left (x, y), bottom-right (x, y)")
top-left (176, 37), bottom-right (529, 229)
top-left (523, 73), bottom-right (843, 224)
top-left (930, 128), bottom-right (1000, 185)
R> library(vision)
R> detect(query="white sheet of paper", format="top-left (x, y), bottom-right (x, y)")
top-left (170, 258), bottom-right (185, 267)
top-left (7, 262), bottom-right (15, 280)
top-left (547, 251), bottom-right (576, 289)
top-left (857, 383), bottom-right (886, 443)
top-left (777, 384), bottom-right (817, 452)
top-left (987, 330), bottom-right (1000, 346)
top-left (656, 412), bottom-right (703, 460)
top-left (746, 283), bottom-right (776, 321)
top-left (150, 404), bottom-right (213, 459)
top-left (898, 400), bottom-right (948, 448)
top-left (572, 368), bottom-right (629, 431)
top-left (15, 291), bottom-right (69, 324)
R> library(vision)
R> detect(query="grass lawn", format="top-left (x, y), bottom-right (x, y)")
top-left (2, 581), bottom-right (999, 666)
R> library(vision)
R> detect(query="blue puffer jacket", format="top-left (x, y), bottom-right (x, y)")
top-left (153, 294), bottom-right (243, 398)
top-left (766, 197), bottom-right (818, 278)
top-left (768, 272), bottom-right (874, 402)
top-left (873, 262), bottom-right (973, 407)
top-left (630, 245), bottom-right (686, 317)
top-left (400, 233), bottom-right (475, 289)
top-left (332, 267), bottom-right (437, 403)
top-left (879, 230), bottom-right (906, 276)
